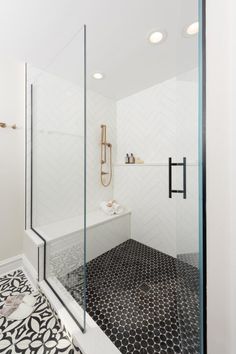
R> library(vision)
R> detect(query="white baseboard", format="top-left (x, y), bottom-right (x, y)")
top-left (22, 254), bottom-right (38, 288)
top-left (0, 254), bottom-right (23, 277)
top-left (0, 254), bottom-right (38, 288)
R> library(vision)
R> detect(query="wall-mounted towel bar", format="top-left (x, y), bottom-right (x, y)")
top-left (0, 122), bottom-right (17, 129)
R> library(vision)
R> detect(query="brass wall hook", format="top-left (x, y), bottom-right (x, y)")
top-left (0, 122), bottom-right (17, 129)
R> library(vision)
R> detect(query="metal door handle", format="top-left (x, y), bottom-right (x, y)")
top-left (168, 157), bottom-right (186, 199)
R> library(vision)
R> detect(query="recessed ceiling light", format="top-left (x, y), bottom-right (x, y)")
top-left (148, 31), bottom-right (166, 44)
top-left (185, 21), bottom-right (199, 36)
top-left (92, 72), bottom-right (104, 80)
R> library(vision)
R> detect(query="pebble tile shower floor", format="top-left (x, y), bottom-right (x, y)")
top-left (64, 239), bottom-right (200, 354)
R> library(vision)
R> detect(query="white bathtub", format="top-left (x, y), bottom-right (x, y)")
top-left (24, 209), bottom-right (131, 279)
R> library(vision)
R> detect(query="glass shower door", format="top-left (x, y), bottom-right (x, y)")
top-left (173, 0), bottom-right (203, 352)
top-left (30, 26), bottom-right (86, 331)
top-left (175, 73), bottom-right (201, 352)
top-left (167, 71), bottom-right (201, 352)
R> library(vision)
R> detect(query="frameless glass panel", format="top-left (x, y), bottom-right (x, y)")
top-left (81, 1), bottom-right (204, 353)
top-left (175, 0), bottom-right (202, 352)
top-left (30, 26), bottom-right (86, 331)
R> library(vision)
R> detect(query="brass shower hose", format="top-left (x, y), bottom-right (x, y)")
top-left (101, 142), bottom-right (112, 187)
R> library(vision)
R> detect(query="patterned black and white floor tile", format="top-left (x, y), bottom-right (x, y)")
top-left (0, 269), bottom-right (80, 354)
top-left (63, 239), bottom-right (200, 354)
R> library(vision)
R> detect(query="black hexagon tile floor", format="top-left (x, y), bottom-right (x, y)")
top-left (64, 239), bottom-right (200, 354)
top-left (0, 269), bottom-right (80, 354)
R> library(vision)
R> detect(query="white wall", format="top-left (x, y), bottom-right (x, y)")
top-left (230, 1), bottom-right (236, 351)
top-left (207, 0), bottom-right (232, 353)
top-left (0, 58), bottom-right (25, 262)
top-left (114, 72), bottom-right (198, 257)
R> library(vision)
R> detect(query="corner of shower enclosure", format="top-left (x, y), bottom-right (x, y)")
top-left (25, 25), bottom-right (87, 332)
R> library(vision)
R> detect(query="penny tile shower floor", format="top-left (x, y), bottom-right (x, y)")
top-left (64, 239), bottom-right (200, 354)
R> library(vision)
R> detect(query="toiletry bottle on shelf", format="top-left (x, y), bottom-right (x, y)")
top-left (130, 153), bottom-right (135, 164)
top-left (125, 153), bottom-right (130, 164)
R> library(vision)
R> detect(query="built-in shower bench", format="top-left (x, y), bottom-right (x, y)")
top-left (36, 209), bottom-right (131, 242)
top-left (25, 209), bottom-right (131, 279)
top-left (24, 210), bottom-right (131, 354)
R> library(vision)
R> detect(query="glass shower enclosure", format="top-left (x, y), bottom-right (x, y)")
top-left (27, 26), bottom-right (86, 331)
top-left (26, 0), bottom-right (206, 352)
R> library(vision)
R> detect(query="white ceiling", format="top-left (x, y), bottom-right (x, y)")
top-left (0, 0), bottom-right (198, 99)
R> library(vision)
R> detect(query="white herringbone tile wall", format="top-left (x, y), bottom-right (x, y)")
top-left (114, 165), bottom-right (177, 256)
top-left (114, 70), bottom-right (199, 257)
top-left (29, 66), bottom-right (116, 227)
top-left (116, 77), bottom-right (177, 164)
top-left (28, 64), bottom-right (198, 259)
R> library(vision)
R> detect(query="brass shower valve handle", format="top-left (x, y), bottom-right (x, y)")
top-left (0, 122), bottom-right (7, 128)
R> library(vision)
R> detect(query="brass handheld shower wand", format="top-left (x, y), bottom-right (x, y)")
top-left (101, 124), bottom-right (112, 187)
